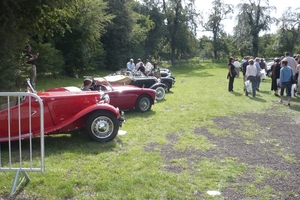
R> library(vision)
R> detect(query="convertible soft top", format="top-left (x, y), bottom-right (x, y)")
top-left (96, 76), bottom-right (132, 85)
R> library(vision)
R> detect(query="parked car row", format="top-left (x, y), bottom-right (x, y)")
top-left (0, 69), bottom-right (175, 143)
top-left (83, 69), bottom-right (175, 111)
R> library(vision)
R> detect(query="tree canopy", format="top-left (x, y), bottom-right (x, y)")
top-left (0, 0), bottom-right (300, 90)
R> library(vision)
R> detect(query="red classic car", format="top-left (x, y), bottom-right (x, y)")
top-left (0, 79), bottom-right (125, 143)
top-left (84, 76), bottom-right (156, 112)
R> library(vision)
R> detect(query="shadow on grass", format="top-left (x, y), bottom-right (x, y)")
top-left (123, 109), bottom-right (157, 120)
top-left (0, 130), bottom-right (123, 166)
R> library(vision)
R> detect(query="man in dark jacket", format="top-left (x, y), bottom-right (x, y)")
top-left (24, 44), bottom-right (39, 88)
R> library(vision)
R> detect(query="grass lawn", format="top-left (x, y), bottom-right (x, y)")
top-left (1, 58), bottom-right (300, 199)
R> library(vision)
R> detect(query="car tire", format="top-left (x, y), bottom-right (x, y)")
top-left (155, 86), bottom-right (165, 101)
top-left (164, 82), bottom-right (170, 92)
top-left (85, 111), bottom-right (119, 142)
top-left (135, 94), bottom-right (152, 112)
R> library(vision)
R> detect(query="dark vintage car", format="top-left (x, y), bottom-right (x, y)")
top-left (148, 68), bottom-right (175, 90)
top-left (0, 79), bottom-right (125, 143)
top-left (134, 70), bottom-right (175, 92)
top-left (104, 72), bottom-right (167, 100)
top-left (84, 76), bottom-right (156, 112)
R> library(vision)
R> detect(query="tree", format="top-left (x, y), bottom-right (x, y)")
top-left (101, 0), bottom-right (145, 70)
top-left (161, 0), bottom-right (198, 64)
top-left (235, 0), bottom-right (276, 57)
top-left (52, 0), bottom-right (113, 76)
top-left (275, 7), bottom-right (300, 55)
top-left (0, 0), bottom-right (84, 90)
top-left (200, 0), bottom-right (233, 59)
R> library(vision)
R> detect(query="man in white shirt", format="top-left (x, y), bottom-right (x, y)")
top-left (145, 59), bottom-right (153, 74)
top-left (282, 52), bottom-right (298, 75)
top-left (127, 59), bottom-right (135, 71)
top-left (233, 58), bottom-right (241, 78)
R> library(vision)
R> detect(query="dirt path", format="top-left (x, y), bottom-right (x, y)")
top-left (146, 105), bottom-right (300, 199)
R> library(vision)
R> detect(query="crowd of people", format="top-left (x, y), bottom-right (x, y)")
top-left (228, 52), bottom-right (300, 105)
top-left (126, 58), bottom-right (161, 79)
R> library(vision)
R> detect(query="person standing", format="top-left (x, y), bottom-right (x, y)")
top-left (227, 57), bottom-right (236, 92)
top-left (126, 59), bottom-right (135, 72)
top-left (259, 58), bottom-right (266, 70)
top-left (254, 57), bottom-right (262, 91)
top-left (135, 58), bottom-right (142, 70)
top-left (137, 62), bottom-right (146, 75)
top-left (295, 55), bottom-right (300, 94)
top-left (259, 58), bottom-right (267, 80)
top-left (278, 58), bottom-right (293, 105)
top-left (145, 59), bottom-right (153, 74)
top-left (245, 59), bottom-right (258, 97)
top-left (24, 44), bottom-right (39, 88)
top-left (271, 58), bottom-right (281, 96)
top-left (242, 56), bottom-right (250, 91)
top-left (149, 62), bottom-right (161, 79)
top-left (282, 52), bottom-right (297, 75)
top-left (233, 58), bottom-right (241, 78)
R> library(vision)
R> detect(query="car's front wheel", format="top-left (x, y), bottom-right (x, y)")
top-left (135, 94), bottom-right (152, 112)
top-left (85, 111), bottom-right (119, 142)
top-left (163, 82), bottom-right (170, 92)
top-left (155, 86), bottom-right (165, 101)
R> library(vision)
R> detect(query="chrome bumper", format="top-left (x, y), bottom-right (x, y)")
top-left (118, 111), bottom-right (125, 127)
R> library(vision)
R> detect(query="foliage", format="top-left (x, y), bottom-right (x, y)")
top-left (137, 1), bottom-right (168, 60)
top-left (101, 0), bottom-right (148, 70)
top-left (235, 0), bottom-right (277, 57)
top-left (0, 0), bottom-right (300, 90)
top-left (200, 0), bottom-right (233, 59)
top-left (31, 42), bottom-right (65, 78)
top-left (160, 0), bottom-right (199, 64)
top-left (258, 33), bottom-right (280, 58)
top-left (275, 7), bottom-right (300, 55)
top-left (51, 0), bottom-right (113, 76)
top-left (0, 0), bottom-right (87, 89)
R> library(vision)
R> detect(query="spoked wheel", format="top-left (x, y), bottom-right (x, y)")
top-left (135, 94), bottom-right (152, 112)
top-left (155, 86), bottom-right (165, 101)
top-left (85, 112), bottom-right (119, 142)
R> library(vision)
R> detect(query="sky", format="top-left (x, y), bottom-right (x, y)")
top-left (195, 0), bottom-right (299, 37)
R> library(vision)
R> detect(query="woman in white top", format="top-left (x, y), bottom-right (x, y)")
top-left (245, 59), bottom-right (258, 97)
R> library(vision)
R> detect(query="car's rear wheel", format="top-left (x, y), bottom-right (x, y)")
top-left (135, 94), bottom-right (152, 112)
top-left (85, 111), bottom-right (119, 142)
top-left (155, 86), bottom-right (165, 101)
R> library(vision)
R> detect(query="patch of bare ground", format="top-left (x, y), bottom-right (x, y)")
top-left (145, 106), bottom-right (300, 199)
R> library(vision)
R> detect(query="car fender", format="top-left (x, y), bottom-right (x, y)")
top-left (149, 83), bottom-right (166, 90)
top-left (161, 77), bottom-right (174, 87)
top-left (43, 103), bottom-right (122, 134)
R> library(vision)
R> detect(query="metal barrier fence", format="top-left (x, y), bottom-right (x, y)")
top-left (0, 92), bottom-right (44, 197)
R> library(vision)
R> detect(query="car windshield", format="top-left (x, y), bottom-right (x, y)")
top-left (93, 77), bottom-right (113, 92)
